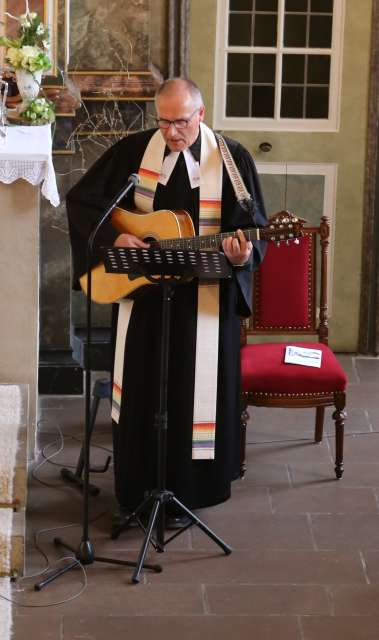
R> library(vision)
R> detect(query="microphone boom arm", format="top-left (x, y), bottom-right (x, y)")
top-left (88, 173), bottom-right (140, 255)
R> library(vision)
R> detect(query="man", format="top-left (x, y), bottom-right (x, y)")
top-left (67, 78), bottom-right (267, 530)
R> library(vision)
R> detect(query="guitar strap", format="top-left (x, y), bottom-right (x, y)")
top-left (112, 122), bottom-right (222, 460)
top-left (215, 133), bottom-right (256, 215)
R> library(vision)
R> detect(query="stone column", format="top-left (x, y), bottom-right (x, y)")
top-left (0, 181), bottom-right (39, 459)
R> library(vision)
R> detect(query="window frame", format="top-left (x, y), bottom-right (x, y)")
top-left (213, 0), bottom-right (345, 132)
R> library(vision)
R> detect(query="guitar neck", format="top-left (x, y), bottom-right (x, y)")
top-left (155, 228), bottom-right (259, 251)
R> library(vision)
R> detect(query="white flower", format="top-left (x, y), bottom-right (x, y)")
top-left (21, 45), bottom-right (41, 59)
top-left (29, 12), bottom-right (37, 19)
top-left (36, 24), bottom-right (45, 35)
top-left (42, 40), bottom-right (50, 50)
top-left (19, 14), bottom-right (30, 27)
top-left (6, 47), bottom-right (22, 67)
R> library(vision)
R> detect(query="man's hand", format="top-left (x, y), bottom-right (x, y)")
top-left (114, 233), bottom-right (150, 248)
top-left (222, 229), bottom-right (252, 266)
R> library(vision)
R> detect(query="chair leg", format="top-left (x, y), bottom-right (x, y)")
top-left (315, 407), bottom-right (325, 443)
top-left (240, 397), bottom-right (249, 478)
top-left (333, 392), bottom-right (346, 479)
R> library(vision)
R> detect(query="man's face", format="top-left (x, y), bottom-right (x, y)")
top-left (156, 90), bottom-right (205, 152)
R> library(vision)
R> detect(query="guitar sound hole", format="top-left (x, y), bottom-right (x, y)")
top-left (144, 236), bottom-right (157, 244)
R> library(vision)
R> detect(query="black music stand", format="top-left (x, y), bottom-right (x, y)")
top-left (103, 246), bottom-right (233, 584)
top-left (34, 175), bottom-right (162, 590)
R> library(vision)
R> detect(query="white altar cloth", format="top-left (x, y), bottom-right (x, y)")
top-left (0, 125), bottom-right (59, 206)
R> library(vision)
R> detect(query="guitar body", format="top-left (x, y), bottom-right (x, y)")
top-left (79, 208), bottom-right (195, 304)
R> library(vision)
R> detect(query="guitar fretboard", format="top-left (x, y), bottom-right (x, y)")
top-left (152, 228), bottom-right (259, 251)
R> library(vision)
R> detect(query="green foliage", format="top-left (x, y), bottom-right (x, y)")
top-left (20, 97), bottom-right (55, 124)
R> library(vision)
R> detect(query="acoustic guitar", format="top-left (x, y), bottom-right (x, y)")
top-left (80, 208), bottom-right (304, 304)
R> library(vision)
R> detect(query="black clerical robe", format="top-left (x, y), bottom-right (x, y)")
top-left (66, 128), bottom-right (267, 511)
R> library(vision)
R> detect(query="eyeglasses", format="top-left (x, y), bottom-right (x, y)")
top-left (155, 108), bottom-right (200, 130)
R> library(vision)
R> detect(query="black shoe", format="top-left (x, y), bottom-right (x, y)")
top-left (165, 514), bottom-right (193, 530)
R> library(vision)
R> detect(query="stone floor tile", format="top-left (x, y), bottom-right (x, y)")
top-left (360, 551), bottom-right (379, 583)
top-left (324, 407), bottom-right (370, 434)
top-left (245, 384), bottom-right (362, 445)
top-left (346, 383), bottom-right (379, 409)
top-left (63, 615), bottom-right (301, 640)
top-left (240, 462), bottom-right (291, 487)
top-left (88, 524), bottom-right (192, 553)
top-left (336, 354), bottom-right (359, 383)
top-left (270, 486), bottom-right (378, 514)
top-left (246, 440), bottom-right (333, 465)
top-left (191, 512), bottom-right (313, 550)
top-left (13, 579), bottom-right (204, 616)
top-left (366, 408), bottom-right (379, 431)
top-left (145, 550), bottom-right (366, 584)
top-left (218, 484), bottom-right (272, 513)
top-left (339, 433), bottom-right (379, 462)
top-left (355, 357), bottom-right (379, 383)
top-left (311, 514), bottom-right (379, 549)
top-left (290, 462), bottom-right (379, 488)
top-left (206, 584), bottom-right (330, 615)
top-left (36, 407), bottom-right (111, 438)
top-left (301, 616), bottom-right (379, 640)
top-left (246, 407), bottom-right (316, 441)
top-left (331, 585), bottom-right (379, 615)
top-left (12, 614), bottom-right (63, 640)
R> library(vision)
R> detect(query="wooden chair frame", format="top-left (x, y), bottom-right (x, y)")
top-left (240, 215), bottom-right (346, 479)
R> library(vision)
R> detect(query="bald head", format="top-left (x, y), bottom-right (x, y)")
top-left (155, 77), bottom-right (205, 152)
top-left (155, 78), bottom-right (204, 110)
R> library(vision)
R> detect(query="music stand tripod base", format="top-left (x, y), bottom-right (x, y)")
top-left (33, 537), bottom-right (162, 590)
top-left (103, 247), bottom-right (234, 584)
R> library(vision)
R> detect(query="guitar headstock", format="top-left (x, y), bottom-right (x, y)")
top-left (261, 210), bottom-right (306, 245)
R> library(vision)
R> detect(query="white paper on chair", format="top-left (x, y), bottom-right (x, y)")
top-left (284, 346), bottom-right (322, 368)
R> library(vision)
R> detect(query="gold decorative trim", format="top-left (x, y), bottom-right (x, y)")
top-left (82, 96), bottom-right (154, 102)
top-left (250, 325), bottom-right (313, 331)
top-left (53, 149), bottom-right (75, 155)
top-left (243, 391), bottom-right (336, 398)
top-left (47, 0), bottom-right (58, 77)
top-left (0, 499), bottom-right (19, 509)
top-left (76, 130), bottom-right (134, 136)
top-left (68, 70), bottom-right (152, 76)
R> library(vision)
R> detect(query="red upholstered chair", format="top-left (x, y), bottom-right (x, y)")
top-left (240, 213), bottom-right (347, 479)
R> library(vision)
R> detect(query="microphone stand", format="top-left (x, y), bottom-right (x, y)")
top-left (35, 175), bottom-right (162, 590)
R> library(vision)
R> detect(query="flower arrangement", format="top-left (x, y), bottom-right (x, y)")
top-left (20, 97), bottom-right (55, 124)
top-left (0, 2), bottom-right (51, 72)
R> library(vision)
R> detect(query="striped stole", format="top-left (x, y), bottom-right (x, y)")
top-left (113, 123), bottom-right (222, 460)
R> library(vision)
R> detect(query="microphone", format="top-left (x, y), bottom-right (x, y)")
top-left (112, 172), bottom-right (140, 208)
top-left (128, 173), bottom-right (140, 184)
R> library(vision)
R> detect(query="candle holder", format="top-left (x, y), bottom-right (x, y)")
top-left (0, 72), bottom-right (8, 140)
